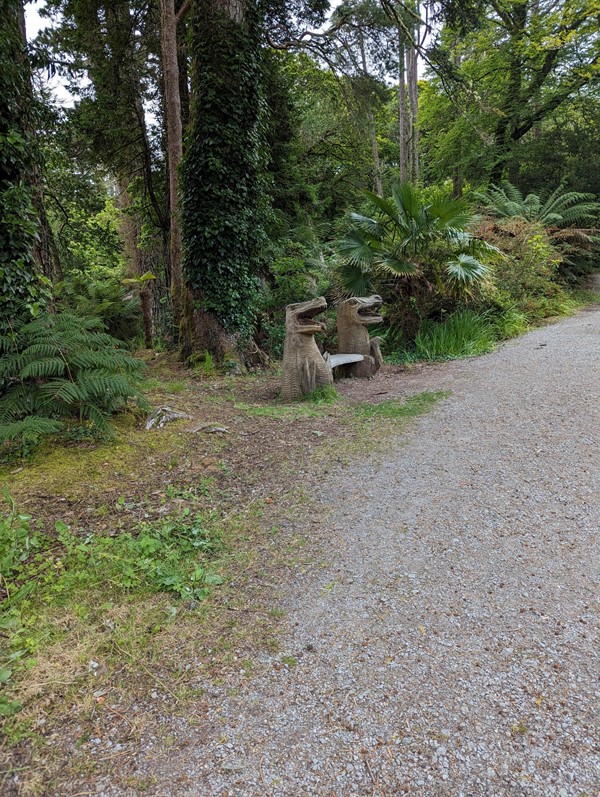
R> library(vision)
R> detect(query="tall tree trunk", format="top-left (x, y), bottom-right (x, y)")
top-left (451, 42), bottom-right (463, 197)
top-left (177, 11), bottom-right (190, 130)
top-left (367, 110), bottom-right (383, 195)
top-left (31, 191), bottom-right (62, 282)
top-left (406, 40), bottom-right (419, 182)
top-left (358, 30), bottom-right (382, 195)
top-left (160, 0), bottom-right (183, 333)
top-left (118, 179), bottom-right (153, 346)
top-left (398, 34), bottom-right (408, 182)
top-left (490, 0), bottom-right (527, 181)
top-left (452, 166), bottom-right (463, 198)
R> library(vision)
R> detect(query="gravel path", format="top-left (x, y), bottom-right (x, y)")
top-left (112, 309), bottom-right (600, 796)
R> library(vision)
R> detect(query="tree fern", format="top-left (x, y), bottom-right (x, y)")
top-left (476, 181), bottom-right (600, 228)
top-left (0, 312), bottom-right (146, 460)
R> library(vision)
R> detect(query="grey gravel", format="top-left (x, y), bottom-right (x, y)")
top-left (104, 309), bottom-right (600, 796)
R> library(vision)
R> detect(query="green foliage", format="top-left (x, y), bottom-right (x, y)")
top-left (491, 307), bottom-right (529, 340)
top-left (420, 0), bottom-right (600, 181)
top-left (0, 1), bottom-right (47, 321)
top-left (182, 0), bottom-right (264, 336)
top-left (338, 183), bottom-right (491, 294)
top-left (476, 181), bottom-right (600, 285)
top-left (0, 312), bottom-right (145, 459)
top-left (476, 182), bottom-right (600, 228)
top-left (478, 217), bottom-right (575, 321)
top-left (258, 246), bottom-right (332, 357)
top-left (301, 385), bottom-right (338, 404)
top-left (0, 492), bottom-right (223, 716)
top-left (56, 267), bottom-right (141, 342)
top-left (414, 310), bottom-right (497, 360)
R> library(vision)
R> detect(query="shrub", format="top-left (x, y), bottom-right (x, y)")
top-left (56, 268), bottom-right (142, 343)
top-left (0, 312), bottom-right (146, 459)
top-left (477, 218), bottom-right (572, 321)
top-left (257, 249), bottom-right (332, 357)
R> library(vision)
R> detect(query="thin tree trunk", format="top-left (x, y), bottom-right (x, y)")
top-left (358, 31), bottom-right (382, 195)
top-left (118, 179), bottom-right (153, 346)
top-left (407, 41), bottom-right (419, 182)
top-left (160, 0), bottom-right (184, 333)
top-left (452, 167), bottom-right (463, 198)
top-left (177, 11), bottom-right (190, 130)
top-left (451, 43), bottom-right (463, 197)
top-left (368, 111), bottom-right (383, 195)
top-left (398, 34), bottom-right (408, 182)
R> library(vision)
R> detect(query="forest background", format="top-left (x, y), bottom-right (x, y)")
top-left (1, 0), bottom-right (600, 451)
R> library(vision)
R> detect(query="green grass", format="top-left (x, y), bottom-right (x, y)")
top-left (0, 493), bottom-right (223, 721)
top-left (234, 400), bottom-right (328, 419)
top-left (571, 288), bottom-right (600, 306)
top-left (491, 307), bottom-right (529, 340)
top-left (415, 310), bottom-right (497, 361)
top-left (354, 390), bottom-right (450, 421)
top-left (301, 385), bottom-right (339, 404)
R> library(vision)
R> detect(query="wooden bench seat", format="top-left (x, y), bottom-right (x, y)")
top-left (323, 352), bottom-right (364, 369)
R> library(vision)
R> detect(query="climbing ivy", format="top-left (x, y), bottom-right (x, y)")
top-left (0, 0), bottom-right (47, 322)
top-left (181, 0), bottom-right (264, 338)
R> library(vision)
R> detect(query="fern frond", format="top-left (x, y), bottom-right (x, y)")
top-left (0, 417), bottom-right (61, 444)
top-left (20, 357), bottom-right (67, 380)
top-left (0, 310), bottom-right (147, 460)
top-left (80, 403), bottom-right (110, 431)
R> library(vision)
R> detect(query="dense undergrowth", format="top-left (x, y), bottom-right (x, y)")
top-left (0, 314), bottom-right (146, 461)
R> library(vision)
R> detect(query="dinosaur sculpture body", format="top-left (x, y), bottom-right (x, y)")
top-left (337, 295), bottom-right (384, 378)
top-left (282, 297), bottom-right (333, 401)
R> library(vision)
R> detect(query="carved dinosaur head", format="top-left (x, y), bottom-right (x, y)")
top-left (285, 297), bottom-right (328, 335)
top-left (338, 295), bottom-right (383, 326)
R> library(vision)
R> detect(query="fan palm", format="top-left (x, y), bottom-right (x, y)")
top-left (337, 183), bottom-right (491, 295)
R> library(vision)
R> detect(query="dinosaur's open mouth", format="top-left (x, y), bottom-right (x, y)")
top-left (358, 299), bottom-right (383, 323)
top-left (298, 303), bottom-right (327, 328)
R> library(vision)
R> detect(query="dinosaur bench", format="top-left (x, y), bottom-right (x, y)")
top-left (281, 295), bottom-right (384, 401)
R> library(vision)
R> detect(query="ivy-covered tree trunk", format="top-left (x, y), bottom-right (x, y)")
top-left (181, 0), bottom-right (263, 363)
top-left (160, 0), bottom-right (184, 333)
top-left (0, 0), bottom-right (48, 321)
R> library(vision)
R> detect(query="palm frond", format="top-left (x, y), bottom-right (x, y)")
top-left (337, 229), bottom-right (378, 268)
top-left (338, 261), bottom-right (375, 296)
top-left (445, 253), bottom-right (489, 283)
top-left (348, 212), bottom-right (385, 238)
top-left (362, 193), bottom-right (399, 226)
top-left (379, 252), bottom-right (420, 277)
top-left (391, 182), bottom-right (423, 225)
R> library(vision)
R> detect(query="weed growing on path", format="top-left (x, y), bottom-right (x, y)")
top-left (354, 391), bottom-right (450, 421)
